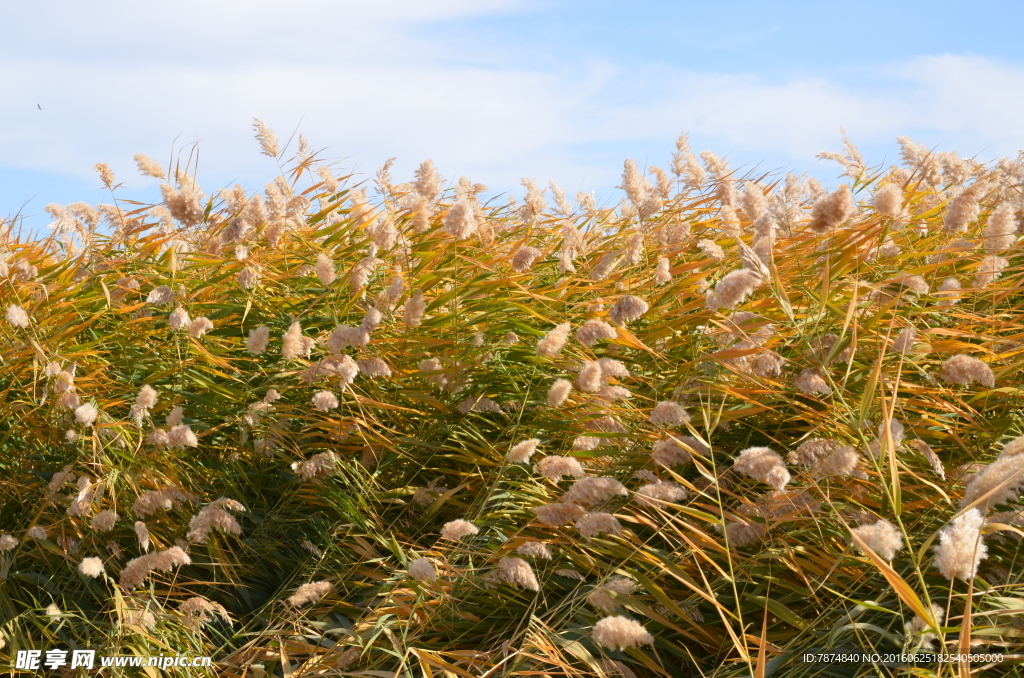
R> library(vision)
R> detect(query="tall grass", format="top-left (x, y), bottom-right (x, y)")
top-left (2, 128), bottom-right (1024, 676)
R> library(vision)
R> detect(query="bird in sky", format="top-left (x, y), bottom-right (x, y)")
top-left (37, 104), bottom-right (41, 110)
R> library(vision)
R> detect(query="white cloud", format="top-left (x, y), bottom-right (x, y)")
top-left (3, 1), bottom-right (1024, 211)
top-left (887, 55), bottom-right (1024, 142)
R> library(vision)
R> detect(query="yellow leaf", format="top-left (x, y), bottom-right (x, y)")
top-left (849, 528), bottom-right (935, 628)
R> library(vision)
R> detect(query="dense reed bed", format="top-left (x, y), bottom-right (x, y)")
top-left (2, 126), bottom-right (1024, 676)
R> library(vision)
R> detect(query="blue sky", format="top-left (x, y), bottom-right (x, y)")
top-left (3, 0), bottom-right (1024, 234)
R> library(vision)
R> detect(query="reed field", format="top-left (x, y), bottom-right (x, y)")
top-left (4, 124), bottom-right (1024, 677)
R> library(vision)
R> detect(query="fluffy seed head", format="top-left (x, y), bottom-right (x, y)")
top-left (935, 277), bottom-right (962, 307)
top-left (907, 439), bottom-right (945, 479)
top-left (655, 257), bottom-right (671, 285)
top-left (246, 325), bottom-right (270, 354)
top-left (933, 508), bottom-right (988, 581)
top-left (190, 318), bottom-right (213, 338)
top-left (576, 361), bottom-right (604, 393)
top-left (634, 481), bottom-right (688, 507)
top-left (252, 118), bottom-right (280, 158)
top-left (404, 290), bottom-right (426, 327)
top-left (592, 616), bottom-right (654, 651)
top-left (443, 198), bottom-right (480, 239)
top-left (725, 519), bottom-right (767, 547)
top-left (598, 358), bottom-right (629, 380)
top-left (291, 451), bottom-right (339, 482)
top-left (135, 521), bottom-right (150, 552)
top-left (891, 326), bottom-right (916, 354)
top-left (238, 265), bottom-right (262, 290)
top-left (697, 239), bottom-right (725, 260)
top-left (706, 269), bottom-right (761, 311)
top-left (288, 581), bottom-right (332, 607)
top-left (794, 367), bottom-right (831, 395)
top-left (326, 325), bottom-right (370, 353)
top-left (534, 455), bottom-right (585, 480)
top-left (943, 182), bottom-right (986, 234)
top-left (576, 319), bottom-right (617, 347)
top-left (59, 392), bottom-right (81, 410)
top-left (356, 357), bottom-right (392, 379)
top-left (136, 385), bottom-right (158, 410)
top-left (516, 541), bottom-right (552, 559)
top-left (788, 439), bottom-right (839, 466)
top-left (595, 386), bottom-right (631, 401)
top-left (169, 306), bottom-right (191, 330)
top-left (440, 519), bottom-right (478, 541)
top-left (812, 445), bottom-right (860, 478)
top-left (537, 323), bottom-right (571, 357)
top-left (648, 401), bottom-right (690, 427)
top-left (5, 304), bottom-right (29, 328)
top-left (985, 202), bottom-right (1017, 253)
top-left (562, 476), bottom-right (628, 506)
top-left (588, 577), bottom-right (636, 613)
top-left (282, 322), bottom-right (315, 360)
top-left (361, 307), bottom-right (383, 333)
top-left (78, 557), bottom-right (105, 578)
top-left (573, 436), bottom-right (601, 451)
top-left (864, 418), bottom-right (906, 462)
top-left (904, 604), bottom-right (945, 647)
top-left (166, 406), bottom-right (184, 426)
top-left (119, 545), bottom-right (191, 589)
top-left (576, 511), bottom-right (622, 539)
top-left (179, 597), bottom-right (232, 629)
top-left (168, 424), bottom-right (198, 448)
top-left (315, 252), bottom-right (336, 286)
top-left (91, 510), bottom-right (118, 532)
top-left (652, 435), bottom-right (707, 467)
top-left (608, 295), bottom-right (649, 324)
top-left (134, 153), bottom-right (165, 179)
top-left (408, 557), bottom-right (437, 583)
top-left (961, 455), bottom-right (1024, 512)
top-left (872, 184), bottom-right (904, 218)
top-left (419, 357), bottom-right (447, 388)
top-left (186, 498), bottom-right (245, 543)
top-left (997, 436), bottom-right (1024, 462)
top-left (413, 158), bottom-right (444, 201)
top-left (54, 369), bottom-right (75, 394)
top-left (75, 404), bottom-right (99, 426)
top-left (589, 414), bottom-right (626, 434)
top-left (312, 391), bottom-right (339, 412)
top-left (976, 255), bottom-right (1009, 289)
top-left (547, 379), bottom-right (572, 407)
top-left (733, 447), bottom-right (790, 490)
top-left (350, 256), bottom-right (379, 292)
top-left (147, 285), bottom-right (175, 305)
top-left (533, 502), bottom-right (586, 526)
top-left (851, 518), bottom-right (904, 561)
top-left (511, 246), bottom-right (543, 272)
top-left (941, 355), bottom-right (994, 387)
top-left (132, 486), bottom-right (190, 517)
top-left (508, 438), bottom-right (541, 464)
top-left (498, 556), bottom-right (539, 591)
top-left (376, 274), bottom-right (405, 309)
top-left (807, 183), bottom-right (854, 233)
top-left (457, 396), bottom-right (501, 414)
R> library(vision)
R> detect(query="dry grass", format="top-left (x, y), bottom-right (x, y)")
top-left (1, 130), bottom-right (1024, 676)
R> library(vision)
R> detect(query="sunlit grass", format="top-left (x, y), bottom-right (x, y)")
top-left (1, 127), bottom-right (1023, 677)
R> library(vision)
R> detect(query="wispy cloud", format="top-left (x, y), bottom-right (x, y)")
top-left (3, 1), bottom-right (1024, 225)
